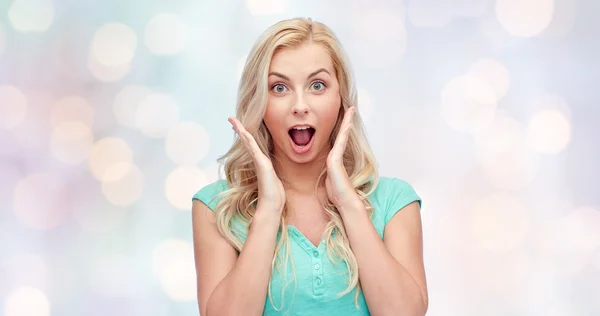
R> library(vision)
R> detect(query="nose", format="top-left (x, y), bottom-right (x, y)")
top-left (291, 100), bottom-right (309, 116)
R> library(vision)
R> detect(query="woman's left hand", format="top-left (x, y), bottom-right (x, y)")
top-left (325, 106), bottom-right (362, 211)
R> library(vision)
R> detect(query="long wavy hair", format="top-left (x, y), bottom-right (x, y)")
top-left (211, 17), bottom-right (379, 310)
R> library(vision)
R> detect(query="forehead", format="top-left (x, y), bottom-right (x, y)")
top-left (269, 42), bottom-right (334, 75)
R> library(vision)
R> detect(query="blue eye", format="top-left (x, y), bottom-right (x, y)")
top-left (272, 84), bottom-right (287, 93)
top-left (311, 81), bottom-right (326, 91)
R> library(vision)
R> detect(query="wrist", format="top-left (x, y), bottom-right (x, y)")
top-left (252, 207), bottom-right (282, 230)
top-left (336, 198), bottom-right (365, 214)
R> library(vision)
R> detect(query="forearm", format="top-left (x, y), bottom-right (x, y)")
top-left (206, 209), bottom-right (280, 316)
top-left (340, 203), bottom-right (426, 316)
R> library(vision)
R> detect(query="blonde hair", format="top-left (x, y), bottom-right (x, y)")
top-left (212, 17), bottom-right (379, 310)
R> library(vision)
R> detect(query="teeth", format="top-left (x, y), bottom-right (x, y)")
top-left (292, 126), bottom-right (311, 130)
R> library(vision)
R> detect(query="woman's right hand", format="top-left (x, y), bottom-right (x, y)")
top-left (229, 117), bottom-right (286, 215)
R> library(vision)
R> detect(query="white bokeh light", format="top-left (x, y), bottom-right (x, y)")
top-left (88, 52), bottom-right (132, 82)
top-left (467, 58), bottom-right (511, 100)
top-left (470, 193), bottom-right (529, 252)
top-left (8, 0), bottom-right (54, 32)
top-left (101, 164), bottom-right (144, 207)
top-left (529, 94), bottom-right (572, 120)
top-left (496, 0), bottom-right (555, 37)
top-left (145, 13), bottom-right (188, 55)
top-left (91, 22), bottom-right (137, 67)
top-left (51, 96), bottom-right (94, 127)
top-left (13, 173), bottom-right (68, 230)
top-left (441, 75), bottom-right (498, 133)
top-left (88, 137), bottom-right (133, 182)
top-left (246, 0), bottom-right (290, 15)
top-left (0, 85), bottom-right (28, 130)
top-left (88, 22), bottom-right (135, 82)
top-left (165, 122), bottom-right (210, 165)
top-left (135, 93), bottom-right (180, 138)
top-left (50, 120), bottom-right (94, 164)
top-left (4, 286), bottom-right (51, 316)
top-left (152, 239), bottom-right (197, 301)
top-left (165, 166), bottom-right (210, 210)
top-left (526, 109), bottom-right (571, 154)
top-left (542, 0), bottom-right (579, 38)
top-left (89, 254), bottom-right (138, 298)
top-left (113, 85), bottom-right (153, 128)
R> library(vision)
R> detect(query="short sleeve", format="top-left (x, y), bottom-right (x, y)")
top-left (192, 180), bottom-right (229, 210)
top-left (384, 177), bottom-right (422, 224)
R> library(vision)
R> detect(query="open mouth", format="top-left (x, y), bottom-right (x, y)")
top-left (288, 126), bottom-right (316, 148)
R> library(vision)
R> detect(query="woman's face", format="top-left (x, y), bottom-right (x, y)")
top-left (263, 42), bottom-right (341, 164)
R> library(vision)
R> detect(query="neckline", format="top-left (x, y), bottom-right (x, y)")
top-left (286, 225), bottom-right (326, 252)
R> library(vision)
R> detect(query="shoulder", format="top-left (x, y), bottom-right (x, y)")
top-left (374, 176), bottom-right (419, 194)
top-left (371, 176), bottom-right (422, 223)
top-left (192, 179), bottom-right (230, 210)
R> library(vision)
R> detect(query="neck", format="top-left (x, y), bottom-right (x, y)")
top-left (272, 150), bottom-right (329, 195)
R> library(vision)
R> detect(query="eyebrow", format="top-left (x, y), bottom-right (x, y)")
top-left (268, 68), bottom-right (330, 81)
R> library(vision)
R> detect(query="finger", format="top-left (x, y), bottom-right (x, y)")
top-left (243, 130), bottom-right (266, 161)
top-left (229, 117), bottom-right (245, 136)
top-left (342, 106), bottom-right (355, 129)
top-left (228, 117), bottom-right (265, 160)
top-left (229, 117), bottom-right (251, 148)
top-left (228, 117), bottom-right (251, 141)
top-left (332, 107), bottom-right (355, 154)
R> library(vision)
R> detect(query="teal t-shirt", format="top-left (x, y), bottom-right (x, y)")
top-left (193, 176), bottom-right (421, 315)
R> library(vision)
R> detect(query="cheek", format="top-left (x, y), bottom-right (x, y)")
top-left (263, 99), bottom-right (277, 126)
top-left (263, 101), bottom-right (286, 137)
top-left (263, 107), bottom-right (274, 129)
top-left (314, 93), bottom-right (341, 130)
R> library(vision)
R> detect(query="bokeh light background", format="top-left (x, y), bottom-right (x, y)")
top-left (1, 0), bottom-right (599, 315)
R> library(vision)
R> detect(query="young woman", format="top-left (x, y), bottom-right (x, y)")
top-left (192, 18), bottom-right (428, 316)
